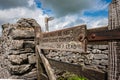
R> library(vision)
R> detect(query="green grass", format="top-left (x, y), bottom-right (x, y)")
top-left (58, 76), bottom-right (88, 80)
top-left (57, 72), bottom-right (88, 80)
top-left (67, 75), bottom-right (88, 80)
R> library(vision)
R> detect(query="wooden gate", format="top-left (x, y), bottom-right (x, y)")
top-left (34, 0), bottom-right (120, 80)
top-left (34, 24), bottom-right (120, 80)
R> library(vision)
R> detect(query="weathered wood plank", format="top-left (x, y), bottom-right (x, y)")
top-left (39, 25), bottom-right (87, 53)
top-left (87, 27), bottom-right (108, 32)
top-left (108, 0), bottom-right (120, 80)
top-left (34, 25), bottom-right (45, 80)
top-left (87, 28), bottom-right (120, 41)
top-left (48, 58), bottom-right (107, 80)
top-left (37, 46), bottom-right (56, 80)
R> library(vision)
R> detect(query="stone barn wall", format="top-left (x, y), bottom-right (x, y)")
top-left (0, 18), bottom-right (40, 79)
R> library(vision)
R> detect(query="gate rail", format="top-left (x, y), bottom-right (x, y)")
top-left (87, 27), bottom-right (120, 41)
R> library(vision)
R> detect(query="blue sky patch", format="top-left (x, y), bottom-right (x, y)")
top-left (104, 0), bottom-right (112, 3)
top-left (43, 9), bottom-right (52, 15)
top-left (84, 10), bottom-right (108, 17)
top-left (34, 0), bottom-right (41, 8)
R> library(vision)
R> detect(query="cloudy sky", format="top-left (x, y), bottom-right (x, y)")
top-left (0, 0), bottom-right (111, 35)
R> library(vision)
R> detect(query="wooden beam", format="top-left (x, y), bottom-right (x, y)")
top-left (48, 58), bottom-right (107, 80)
top-left (37, 46), bottom-right (56, 80)
top-left (87, 28), bottom-right (120, 41)
top-left (108, 0), bottom-right (120, 79)
top-left (34, 26), bottom-right (45, 80)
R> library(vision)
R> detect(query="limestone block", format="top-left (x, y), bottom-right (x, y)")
top-left (92, 49), bottom-right (102, 54)
top-left (93, 45), bottom-right (99, 49)
top-left (100, 60), bottom-right (108, 66)
top-left (94, 54), bottom-right (108, 60)
top-left (92, 60), bottom-right (100, 65)
top-left (98, 45), bottom-right (108, 50)
top-left (9, 64), bottom-right (31, 75)
top-left (20, 54), bottom-right (28, 61)
top-left (87, 45), bottom-right (93, 48)
top-left (25, 48), bottom-right (35, 53)
top-left (8, 54), bottom-right (28, 65)
top-left (17, 18), bottom-right (40, 27)
top-left (86, 53), bottom-right (94, 60)
top-left (98, 65), bottom-right (106, 72)
top-left (28, 54), bottom-right (36, 64)
top-left (19, 21), bottom-right (31, 27)
top-left (78, 59), bottom-right (84, 62)
top-left (9, 50), bottom-right (34, 55)
top-left (102, 50), bottom-right (109, 54)
top-left (10, 29), bottom-right (34, 39)
top-left (20, 71), bottom-right (37, 80)
top-left (43, 50), bottom-right (50, 55)
top-left (11, 40), bottom-right (24, 49)
top-left (9, 50), bottom-right (21, 55)
top-left (54, 56), bottom-right (60, 61)
top-left (23, 41), bottom-right (35, 48)
top-left (8, 55), bottom-right (22, 65)
top-left (84, 60), bottom-right (91, 65)
top-left (87, 50), bottom-right (91, 53)
top-left (9, 75), bottom-right (19, 79)
top-left (2, 23), bottom-right (10, 29)
top-left (87, 48), bottom-right (92, 51)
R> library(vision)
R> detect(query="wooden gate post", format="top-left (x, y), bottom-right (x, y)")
top-left (34, 25), bottom-right (48, 80)
top-left (108, 0), bottom-right (120, 80)
top-left (34, 25), bottom-right (56, 80)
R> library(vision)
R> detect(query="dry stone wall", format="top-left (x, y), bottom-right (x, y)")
top-left (0, 18), bottom-right (40, 79)
top-left (46, 44), bottom-right (108, 72)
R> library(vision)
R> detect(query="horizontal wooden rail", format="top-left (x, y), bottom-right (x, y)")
top-left (41, 26), bottom-right (120, 42)
top-left (48, 58), bottom-right (107, 80)
top-left (87, 27), bottom-right (120, 41)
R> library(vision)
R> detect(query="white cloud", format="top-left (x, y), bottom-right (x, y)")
top-left (0, 0), bottom-right (36, 9)
top-left (40, 0), bottom-right (94, 17)
top-left (85, 0), bottom-right (109, 12)
top-left (86, 17), bottom-right (108, 28)
top-left (0, 0), bottom-right (47, 35)
top-left (40, 0), bottom-right (109, 17)
top-left (48, 15), bottom-right (108, 31)
top-left (28, 0), bottom-right (35, 7)
top-left (39, 0), bottom-right (109, 31)
top-left (0, 0), bottom-right (109, 35)
top-left (0, 7), bottom-right (46, 35)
